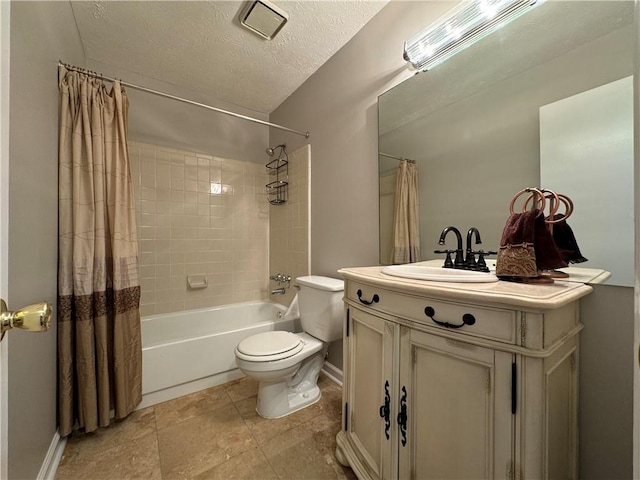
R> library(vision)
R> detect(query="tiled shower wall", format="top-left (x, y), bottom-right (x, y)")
top-left (129, 141), bottom-right (270, 316)
top-left (269, 144), bottom-right (311, 307)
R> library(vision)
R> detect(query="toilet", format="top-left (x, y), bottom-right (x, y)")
top-left (234, 275), bottom-right (344, 418)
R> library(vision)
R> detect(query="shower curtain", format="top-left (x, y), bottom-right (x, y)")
top-left (57, 65), bottom-right (142, 437)
top-left (391, 160), bottom-right (421, 264)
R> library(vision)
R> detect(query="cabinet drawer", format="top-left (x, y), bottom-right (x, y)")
top-left (347, 281), bottom-right (517, 345)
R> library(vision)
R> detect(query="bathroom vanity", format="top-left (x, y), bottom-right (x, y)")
top-left (335, 266), bottom-right (593, 480)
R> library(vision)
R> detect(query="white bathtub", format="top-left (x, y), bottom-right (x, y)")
top-left (139, 301), bottom-right (300, 407)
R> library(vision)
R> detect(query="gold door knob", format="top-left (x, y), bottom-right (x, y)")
top-left (0, 299), bottom-right (52, 338)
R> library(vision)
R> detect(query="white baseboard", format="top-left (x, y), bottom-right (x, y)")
top-left (322, 361), bottom-right (343, 386)
top-left (37, 431), bottom-right (66, 480)
top-left (137, 369), bottom-right (244, 409)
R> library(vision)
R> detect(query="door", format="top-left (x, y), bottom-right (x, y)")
top-left (345, 306), bottom-right (396, 480)
top-left (397, 329), bottom-right (513, 480)
top-left (0, 0), bottom-right (10, 476)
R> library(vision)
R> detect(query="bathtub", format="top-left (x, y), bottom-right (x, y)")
top-left (139, 301), bottom-right (300, 408)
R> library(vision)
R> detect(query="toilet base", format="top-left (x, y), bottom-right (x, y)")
top-left (257, 384), bottom-right (321, 419)
top-left (255, 348), bottom-right (326, 418)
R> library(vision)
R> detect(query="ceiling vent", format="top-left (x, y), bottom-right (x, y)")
top-left (239, 0), bottom-right (289, 40)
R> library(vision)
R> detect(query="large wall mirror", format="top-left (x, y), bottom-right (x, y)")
top-left (379, 1), bottom-right (634, 286)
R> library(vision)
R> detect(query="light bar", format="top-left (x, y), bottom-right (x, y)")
top-left (403, 0), bottom-right (539, 71)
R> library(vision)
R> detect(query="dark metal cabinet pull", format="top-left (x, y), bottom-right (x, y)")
top-left (397, 386), bottom-right (408, 446)
top-left (357, 289), bottom-right (379, 305)
top-left (379, 380), bottom-right (391, 440)
top-left (424, 306), bottom-right (476, 329)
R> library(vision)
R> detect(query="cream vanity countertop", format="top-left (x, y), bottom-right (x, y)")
top-left (338, 266), bottom-right (593, 311)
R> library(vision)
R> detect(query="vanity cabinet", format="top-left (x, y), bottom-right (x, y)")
top-left (335, 267), bottom-right (592, 480)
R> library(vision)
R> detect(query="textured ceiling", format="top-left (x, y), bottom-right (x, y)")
top-left (70, 1), bottom-right (388, 114)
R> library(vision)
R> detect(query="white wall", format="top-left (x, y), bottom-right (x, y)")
top-left (86, 59), bottom-right (269, 165)
top-left (9, 3), bottom-right (84, 479)
top-left (270, 0), bottom-right (453, 380)
top-left (271, 1), bottom-right (635, 477)
top-left (270, 1), bottom-right (455, 277)
top-left (541, 76), bottom-right (634, 287)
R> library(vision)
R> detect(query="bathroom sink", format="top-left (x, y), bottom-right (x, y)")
top-left (381, 265), bottom-right (499, 283)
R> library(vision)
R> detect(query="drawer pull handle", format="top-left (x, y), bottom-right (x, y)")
top-left (424, 306), bottom-right (476, 329)
top-left (357, 289), bottom-right (379, 305)
top-left (379, 380), bottom-right (391, 440)
top-left (397, 385), bottom-right (408, 447)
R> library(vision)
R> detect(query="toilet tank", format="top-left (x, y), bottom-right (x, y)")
top-left (295, 275), bottom-right (344, 342)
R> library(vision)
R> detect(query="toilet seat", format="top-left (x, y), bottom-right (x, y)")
top-left (236, 331), bottom-right (303, 362)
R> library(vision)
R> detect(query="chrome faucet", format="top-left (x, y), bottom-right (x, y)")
top-left (437, 226), bottom-right (465, 269)
top-left (271, 287), bottom-right (286, 295)
top-left (270, 273), bottom-right (291, 287)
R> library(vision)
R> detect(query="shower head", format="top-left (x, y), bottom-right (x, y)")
top-left (266, 144), bottom-right (286, 156)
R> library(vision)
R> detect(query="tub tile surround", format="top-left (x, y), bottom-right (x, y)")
top-left (129, 141), bottom-right (271, 316)
top-left (55, 376), bottom-right (355, 480)
top-left (269, 144), bottom-right (311, 306)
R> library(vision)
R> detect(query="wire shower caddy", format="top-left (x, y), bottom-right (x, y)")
top-left (266, 144), bottom-right (288, 205)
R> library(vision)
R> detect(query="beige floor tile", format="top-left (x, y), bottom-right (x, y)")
top-left (154, 383), bottom-right (232, 430)
top-left (55, 431), bottom-right (162, 480)
top-left (223, 376), bottom-right (258, 403)
top-left (157, 403), bottom-right (257, 479)
top-left (58, 407), bottom-right (157, 465)
top-left (55, 375), bottom-right (352, 480)
top-left (192, 447), bottom-right (278, 480)
top-left (235, 395), bottom-right (317, 446)
top-left (260, 424), bottom-right (355, 480)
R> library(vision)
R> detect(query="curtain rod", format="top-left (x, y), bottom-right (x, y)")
top-left (58, 61), bottom-right (310, 139)
top-left (379, 152), bottom-right (416, 163)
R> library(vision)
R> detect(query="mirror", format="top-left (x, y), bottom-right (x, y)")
top-left (378, 1), bottom-right (634, 286)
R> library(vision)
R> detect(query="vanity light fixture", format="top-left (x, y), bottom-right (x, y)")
top-left (239, 0), bottom-right (289, 40)
top-left (403, 0), bottom-right (540, 71)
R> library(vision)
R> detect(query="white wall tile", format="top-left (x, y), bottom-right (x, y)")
top-left (131, 141), bottom-right (269, 314)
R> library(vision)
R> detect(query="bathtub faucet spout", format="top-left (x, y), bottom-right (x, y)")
top-left (271, 287), bottom-right (286, 295)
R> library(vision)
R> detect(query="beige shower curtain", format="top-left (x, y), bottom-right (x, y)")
top-left (57, 65), bottom-right (142, 437)
top-left (391, 160), bottom-right (421, 264)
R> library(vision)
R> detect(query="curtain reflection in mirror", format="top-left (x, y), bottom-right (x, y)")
top-left (391, 160), bottom-right (421, 264)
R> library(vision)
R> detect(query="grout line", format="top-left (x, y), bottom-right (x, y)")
top-left (150, 406), bottom-right (167, 480)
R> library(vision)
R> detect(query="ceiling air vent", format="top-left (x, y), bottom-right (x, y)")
top-left (239, 0), bottom-right (289, 40)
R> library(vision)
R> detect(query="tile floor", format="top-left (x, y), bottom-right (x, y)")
top-left (55, 375), bottom-right (356, 480)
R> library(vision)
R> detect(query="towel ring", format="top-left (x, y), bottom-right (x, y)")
top-left (545, 194), bottom-right (574, 224)
top-left (524, 190), bottom-right (573, 223)
top-left (509, 188), bottom-right (545, 217)
top-left (523, 188), bottom-right (560, 220)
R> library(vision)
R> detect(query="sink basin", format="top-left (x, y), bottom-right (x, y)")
top-left (381, 265), bottom-right (499, 283)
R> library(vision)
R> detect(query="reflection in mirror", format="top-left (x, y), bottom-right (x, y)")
top-left (378, 1), bottom-right (634, 286)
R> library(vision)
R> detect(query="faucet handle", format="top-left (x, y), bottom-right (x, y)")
top-left (434, 250), bottom-right (455, 268)
top-left (475, 250), bottom-right (497, 272)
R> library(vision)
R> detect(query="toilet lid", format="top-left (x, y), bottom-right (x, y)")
top-left (236, 331), bottom-right (303, 360)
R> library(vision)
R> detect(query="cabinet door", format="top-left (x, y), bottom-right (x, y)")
top-left (397, 329), bottom-right (513, 480)
top-left (345, 307), bottom-right (396, 480)
top-left (519, 338), bottom-right (579, 479)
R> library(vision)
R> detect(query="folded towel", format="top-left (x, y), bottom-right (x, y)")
top-left (550, 214), bottom-right (588, 264)
top-left (533, 212), bottom-right (567, 270)
top-left (496, 209), bottom-right (567, 277)
top-left (499, 209), bottom-right (537, 246)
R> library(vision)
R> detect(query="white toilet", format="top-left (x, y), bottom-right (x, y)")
top-left (234, 275), bottom-right (344, 418)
